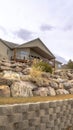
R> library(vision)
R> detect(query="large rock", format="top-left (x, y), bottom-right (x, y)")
top-left (35, 78), bottom-right (50, 87)
top-left (63, 82), bottom-right (73, 90)
top-left (0, 66), bottom-right (11, 71)
top-left (68, 88), bottom-right (73, 94)
top-left (32, 87), bottom-right (48, 96)
top-left (56, 89), bottom-right (69, 95)
top-left (41, 72), bottom-right (51, 79)
top-left (59, 83), bottom-right (64, 89)
top-left (0, 78), bottom-right (13, 86)
top-left (0, 85), bottom-right (10, 97)
top-left (20, 75), bottom-right (31, 81)
top-left (1, 62), bottom-right (11, 67)
top-left (48, 87), bottom-right (56, 96)
top-left (14, 66), bottom-right (22, 72)
top-left (11, 81), bottom-right (37, 97)
top-left (3, 71), bottom-right (20, 80)
top-left (67, 73), bottom-right (73, 80)
top-left (49, 81), bottom-right (58, 90)
top-left (56, 78), bottom-right (67, 83)
top-left (22, 67), bottom-right (31, 75)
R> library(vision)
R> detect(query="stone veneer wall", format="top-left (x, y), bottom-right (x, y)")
top-left (0, 99), bottom-right (73, 130)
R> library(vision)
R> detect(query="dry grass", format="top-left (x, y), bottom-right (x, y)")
top-left (30, 66), bottom-right (42, 82)
top-left (0, 94), bottom-right (73, 105)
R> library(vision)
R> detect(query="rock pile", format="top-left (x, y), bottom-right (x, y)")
top-left (0, 59), bottom-right (73, 97)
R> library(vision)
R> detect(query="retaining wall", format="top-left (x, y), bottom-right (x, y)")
top-left (0, 99), bottom-right (73, 130)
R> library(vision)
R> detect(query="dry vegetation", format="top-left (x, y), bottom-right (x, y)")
top-left (0, 94), bottom-right (73, 105)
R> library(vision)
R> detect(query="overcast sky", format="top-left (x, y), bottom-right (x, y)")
top-left (0, 0), bottom-right (73, 61)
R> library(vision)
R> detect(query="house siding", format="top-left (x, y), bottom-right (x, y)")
top-left (15, 48), bottom-right (30, 60)
top-left (0, 41), bottom-right (12, 60)
top-left (55, 62), bottom-right (62, 69)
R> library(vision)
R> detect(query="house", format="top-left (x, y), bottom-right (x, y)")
top-left (55, 60), bottom-right (62, 69)
top-left (0, 38), bottom-right (55, 67)
top-left (0, 39), bottom-right (18, 60)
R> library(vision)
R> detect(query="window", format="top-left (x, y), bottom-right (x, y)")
top-left (20, 51), bottom-right (29, 59)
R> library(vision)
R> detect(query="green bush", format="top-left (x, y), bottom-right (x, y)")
top-left (33, 61), bottom-right (52, 73)
top-left (67, 59), bottom-right (73, 69)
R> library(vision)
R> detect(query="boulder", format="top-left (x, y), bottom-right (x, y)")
top-left (35, 78), bottom-right (50, 87)
top-left (63, 82), bottom-right (72, 90)
top-left (3, 71), bottom-right (20, 80)
top-left (1, 62), bottom-right (11, 67)
top-left (41, 72), bottom-right (50, 79)
top-left (68, 88), bottom-right (73, 94)
top-left (0, 66), bottom-right (11, 71)
top-left (0, 85), bottom-right (10, 97)
top-left (20, 75), bottom-right (31, 81)
top-left (22, 67), bottom-right (31, 75)
top-left (67, 73), bottom-right (73, 80)
top-left (56, 89), bottom-right (69, 95)
top-left (11, 81), bottom-right (37, 97)
top-left (57, 78), bottom-right (67, 83)
top-left (14, 66), bottom-right (22, 72)
top-left (49, 81), bottom-right (58, 90)
top-left (0, 78), bottom-right (13, 86)
top-left (48, 87), bottom-right (56, 96)
top-left (59, 83), bottom-right (64, 89)
top-left (33, 87), bottom-right (48, 96)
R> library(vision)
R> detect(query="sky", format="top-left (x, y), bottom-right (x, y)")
top-left (0, 0), bottom-right (73, 61)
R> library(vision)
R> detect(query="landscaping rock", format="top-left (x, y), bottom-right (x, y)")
top-left (11, 81), bottom-right (37, 97)
top-left (22, 67), bottom-right (31, 75)
top-left (56, 89), bottom-right (69, 95)
top-left (0, 85), bottom-right (10, 97)
top-left (33, 87), bottom-right (48, 96)
top-left (49, 81), bottom-right (58, 89)
top-left (20, 75), bottom-right (31, 81)
top-left (0, 78), bottom-right (13, 86)
top-left (59, 83), bottom-right (64, 89)
top-left (68, 88), bottom-right (73, 94)
top-left (63, 82), bottom-right (72, 90)
top-left (0, 59), bottom-right (73, 97)
top-left (48, 87), bottom-right (56, 96)
top-left (3, 71), bottom-right (20, 80)
top-left (67, 73), bottom-right (73, 80)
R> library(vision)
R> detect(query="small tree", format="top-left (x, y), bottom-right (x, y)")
top-left (67, 59), bottom-right (73, 69)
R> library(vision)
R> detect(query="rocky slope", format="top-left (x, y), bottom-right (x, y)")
top-left (0, 59), bottom-right (73, 97)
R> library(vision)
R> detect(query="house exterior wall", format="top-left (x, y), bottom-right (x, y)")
top-left (0, 41), bottom-right (12, 60)
top-left (15, 48), bottom-right (43, 60)
top-left (55, 62), bottom-right (62, 69)
top-left (16, 48), bottom-right (30, 60)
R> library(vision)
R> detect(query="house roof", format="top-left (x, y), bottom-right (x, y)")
top-left (0, 39), bottom-right (18, 49)
top-left (0, 38), bottom-right (55, 60)
top-left (16, 38), bottom-right (55, 59)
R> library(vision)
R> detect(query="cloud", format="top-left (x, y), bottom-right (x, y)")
top-left (0, 26), bottom-right (7, 34)
top-left (63, 24), bottom-right (73, 31)
top-left (14, 28), bottom-right (33, 40)
top-left (40, 24), bottom-right (55, 31)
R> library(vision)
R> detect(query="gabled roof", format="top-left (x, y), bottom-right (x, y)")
top-left (16, 38), bottom-right (55, 59)
top-left (0, 39), bottom-right (18, 49)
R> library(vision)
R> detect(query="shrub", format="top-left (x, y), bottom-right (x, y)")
top-left (30, 66), bottom-right (42, 83)
top-left (67, 59), bottom-right (73, 69)
top-left (33, 60), bottom-right (52, 73)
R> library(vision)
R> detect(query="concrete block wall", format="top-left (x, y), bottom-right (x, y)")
top-left (0, 99), bottom-right (73, 130)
